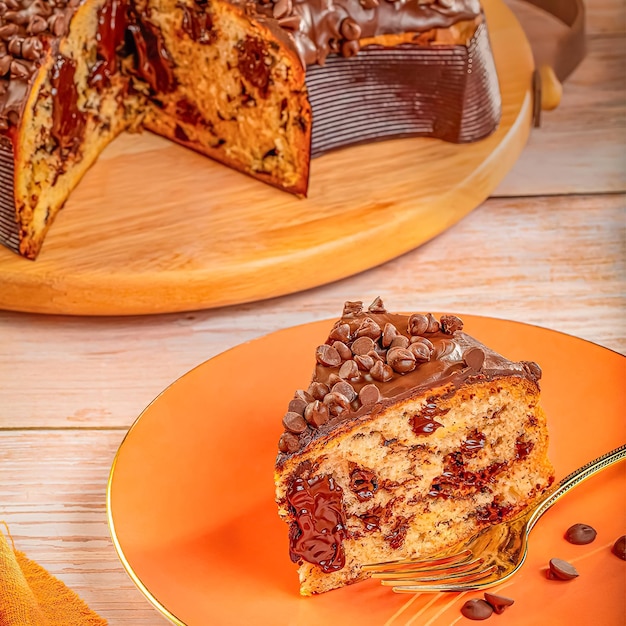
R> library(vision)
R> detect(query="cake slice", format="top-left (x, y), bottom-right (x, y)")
top-left (274, 298), bottom-right (554, 595)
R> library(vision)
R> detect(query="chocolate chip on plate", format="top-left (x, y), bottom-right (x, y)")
top-left (548, 558), bottom-right (579, 580)
top-left (565, 523), bottom-right (597, 545)
top-left (460, 599), bottom-right (493, 620)
top-left (612, 535), bottom-right (626, 560)
top-left (483, 592), bottom-right (514, 614)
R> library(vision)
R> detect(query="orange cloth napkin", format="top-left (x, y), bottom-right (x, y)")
top-left (0, 525), bottom-right (107, 626)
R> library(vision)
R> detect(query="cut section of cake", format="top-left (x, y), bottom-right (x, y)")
top-left (274, 298), bottom-right (554, 595)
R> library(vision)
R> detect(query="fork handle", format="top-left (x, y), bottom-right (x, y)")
top-left (527, 443), bottom-right (626, 532)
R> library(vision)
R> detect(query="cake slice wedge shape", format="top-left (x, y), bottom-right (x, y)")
top-left (274, 298), bottom-right (554, 595)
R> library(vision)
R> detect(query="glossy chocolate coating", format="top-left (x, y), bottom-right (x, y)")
top-left (270, 0), bottom-right (482, 67)
top-left (286, 474), bottom-right (347, 571)
top-left (276, 299), bottom-right (541, 462)
top-left (50, 54), bottom-right (85, 154)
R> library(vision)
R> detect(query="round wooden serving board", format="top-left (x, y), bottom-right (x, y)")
top-left (0, 0), bottom-right (534, 316)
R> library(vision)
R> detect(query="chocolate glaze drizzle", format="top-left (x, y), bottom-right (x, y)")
top-left (89, 0), bottom-right (129, 90)
top-left (50, 54), bottom-right (85, 154)
top-left (286, 475), bottom-right (347, 572)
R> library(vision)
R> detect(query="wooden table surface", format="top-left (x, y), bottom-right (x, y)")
top-left (1, 1), bottom-right (624, 624)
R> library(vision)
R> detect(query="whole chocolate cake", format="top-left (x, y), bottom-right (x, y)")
top-left (274, 299), bottom-right (553, 594)
top-left (0, 0), bottom-right (501, 258)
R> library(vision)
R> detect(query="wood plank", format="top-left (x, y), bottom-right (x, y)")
top-left (507, 0), bottom-right (625, 36)
top-left (495, 34), bottom-right (626, 196)
top-left (0, 429), bottom-right (169, 625)
top-left (584, 0), bottom-right (625, 35)
top-left (1, 193), bottom-right (623, 430)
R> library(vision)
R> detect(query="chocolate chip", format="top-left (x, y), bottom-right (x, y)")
top-left (440, 314), bottom-right (463, 334)
top-left (370, 360), bottom-right (393, 382)
top-left (340, 17), bottom-right (361, 41)
top-left (307, 381), bottom-right (329, 401)
top-left (367, 349), bottom-right (383, 362)
top-left (521, 360), bottom-right (542, 382)
top-left (316, 344), bottom-right (342, 367)
top-left (460, 599), bottom-right (493, 620)
top-left (483, 592), bottom-right (514, 615)
top-left (367, 296), bottom-right (386, 313)
top-left (7, 36), bottom-right (22, 57)
top-left (293, 389), bottom-right (314, 403)
top-left (425, 313), bottom-right (440, 333)
top-left (332, 381), bottom-right (356, 402)
top-left (48, 13), bottom-right (69, 37)
top-left (381, 323), bottom-right (399, 347)
top-left (329, 323), bottom-right (351, 342)
top-left (282, 411), bottom-right (307, 434)
top-left (272, 0), bottom-right (292, 19)
top-left (277, 13), bottom-right (301, 30)
top-left (612, 535), bottom-right (626, 560)
top-left (304, 400), bottom-right (329, 428)
top-left (341, 39), bottom-right (359, 57)
top-left (278, 431), bottom-right (300, 453)
top-left (20, 37), bottom-right (42, 61)
top-left (351, 336), bottom-right (376, 355)
top-left (408, 342), bottom-right (431, 362)
top-left (354, 354), bottom-right (375, 371)
top-left (0, 23), bottom-right (18, 39)
top-left (389, 335), bottom-right (409, 349)
top-left (359, 383), bottom-right (381, 406)
top-left (387, 347), bottom-right (416, 373)
top-left (328, 373), bottom-right (342, 387)
top-left (355, 317), bottom-right (382, 341)
top-left (288, 397), bottom-right (307, 415)
top-left (27, 14), bottom-right (48, 34)
top-left (342, 300), bottom-right (363, 317)
top-left (0, 53), bottom-right (11, 75)
top-left (30, 0), bottom-right (53, 18)
top-left (410, 335), bottom-right (434, 350)
top-left (464, 347), bottom-right (485, 371)
top-left (323, 391), bottom-right (351, 416)
top-left (338, 359), bottom-right (360, 381)
top-left (548, 558), bottom-right (579, 580)
top-left (333, 340), bottom-right (352, 361)
top-left (408, 313), bottom-right (429, 336)
top-left (9, 58), bottom-right (30, 79)
top-left (565, 523), bottom-right (597, 545)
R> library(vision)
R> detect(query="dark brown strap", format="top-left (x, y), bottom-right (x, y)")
top-left (509, 0), bottom-right (587, 81)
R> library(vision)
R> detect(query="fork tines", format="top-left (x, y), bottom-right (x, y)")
top-left (361, 549), bottom-right (473, 573)
top-left (362, 549), bottom-right (498, 592)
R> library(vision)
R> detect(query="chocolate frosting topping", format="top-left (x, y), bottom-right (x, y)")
top-left (276, 298), bottom-right (541, 460)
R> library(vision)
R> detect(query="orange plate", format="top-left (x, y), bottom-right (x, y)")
top-left (107, 316), bottom-right (626, 625)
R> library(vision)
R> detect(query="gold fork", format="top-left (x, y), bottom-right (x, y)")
top-left (362, 443), bottom-right (626, 593)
